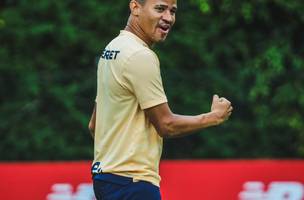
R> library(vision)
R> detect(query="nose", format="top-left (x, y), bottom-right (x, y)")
top-left (162, 10), bottom-right (174, 24)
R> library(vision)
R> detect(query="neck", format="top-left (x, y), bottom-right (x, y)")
top-left (124, 16), bottom-right (153, 47)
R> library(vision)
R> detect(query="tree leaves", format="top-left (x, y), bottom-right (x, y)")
top-left (0, 0), bottom-right (303, 160)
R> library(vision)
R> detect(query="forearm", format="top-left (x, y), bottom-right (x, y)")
top-left (162, 112), bottom-right (219, 138)
top-left (145, 99), bottom-right (232, 138)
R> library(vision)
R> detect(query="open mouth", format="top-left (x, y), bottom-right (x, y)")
top-left (158, 24), bottom-right (170, 34)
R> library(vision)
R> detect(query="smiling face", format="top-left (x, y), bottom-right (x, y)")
top-left (135, 0), bottom-right (177, 45)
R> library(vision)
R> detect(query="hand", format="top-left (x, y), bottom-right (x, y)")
top-left (210, 94), bottom-right (233, 125)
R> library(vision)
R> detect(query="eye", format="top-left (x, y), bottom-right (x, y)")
top-left (155, 6), bottom-right (166, 13)
top-left (170, 9), bottom-right (176, 15)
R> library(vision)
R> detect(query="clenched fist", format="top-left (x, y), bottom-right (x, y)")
top-left (211, 94), bottom-right (233, 125)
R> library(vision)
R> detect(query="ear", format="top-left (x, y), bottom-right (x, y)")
top-left (130, 0), bottom-right (141, 16)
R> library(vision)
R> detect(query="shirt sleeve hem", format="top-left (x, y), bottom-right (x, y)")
top-left (140, 98), bottom-right (168, 110)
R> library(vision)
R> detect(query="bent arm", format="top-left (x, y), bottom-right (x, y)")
top-left (88, 104), bottom-right (96, 139)
top-left (145, 103), bottom-right (219, 138)
top-left (144, 95), bottom-right (232, 138)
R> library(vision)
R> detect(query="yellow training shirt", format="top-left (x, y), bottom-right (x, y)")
top-left (92, 30), bottom-right (167, 187)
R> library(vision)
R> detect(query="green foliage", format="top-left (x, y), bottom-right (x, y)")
top-left (162, 0), bottom-right (304, 158)
top-left (0, 0), bottom-right (128, 160)
top-left (1, 0), bottom-right (303, 160)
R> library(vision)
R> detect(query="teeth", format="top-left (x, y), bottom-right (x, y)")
top-left (160, 26), bottom-right (169, 31)
top-left (159, 25), bottom-right (170, 30)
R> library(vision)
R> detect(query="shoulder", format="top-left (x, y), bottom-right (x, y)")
top-left (103, 31), bottom-right (160, 69)
top-left (106, 34), bottom-right (155, 62)
top-left (124, 48), bottom-right (160, 75)
top-left (130, 47), bottom-right (157, 58)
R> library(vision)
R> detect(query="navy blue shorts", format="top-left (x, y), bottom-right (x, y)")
top-left (93, 173), bottom-right (161, 200)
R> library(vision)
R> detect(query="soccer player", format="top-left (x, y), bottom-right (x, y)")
top-left (88, 0), bottom-right (233, 199)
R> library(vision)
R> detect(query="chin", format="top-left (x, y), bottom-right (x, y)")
top-left (156, 36), bottom-right (168, 43)
top-left (160, 37), bottom-right (168, 42)
top-left (150, 34), bottom-right (168, 44)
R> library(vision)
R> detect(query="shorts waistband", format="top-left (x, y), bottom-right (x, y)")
top-left (93, 173), bottom-right (133, 185)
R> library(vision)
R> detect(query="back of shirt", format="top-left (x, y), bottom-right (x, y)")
top-left (92, 30), bottom-right (167, 187)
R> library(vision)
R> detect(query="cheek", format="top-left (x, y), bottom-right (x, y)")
top-left (139, 12), bottom-right (160, 33)
top-left (145, 18), bottom-right (158, 32)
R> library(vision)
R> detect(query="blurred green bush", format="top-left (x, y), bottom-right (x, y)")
top-left (0, 0), bottom-right (303, 160)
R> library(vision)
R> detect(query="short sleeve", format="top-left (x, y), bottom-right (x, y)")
top-left (123, 49), bottom-right (167, 109)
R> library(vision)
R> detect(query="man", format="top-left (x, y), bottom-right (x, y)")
top-left (88, 0), bottom-right (233, 199)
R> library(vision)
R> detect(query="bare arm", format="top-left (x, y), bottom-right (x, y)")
top-left (144, 95), bottom-right (233, 138)
top-left (88, 104), bottom-right (96, 139)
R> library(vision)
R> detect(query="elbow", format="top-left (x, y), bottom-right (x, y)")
top-left (88, 123), bottom-right (95, 139)
top-left (156, 118), bottom-right (176, 138)
top-left (88, 127), bottom-right (94, 134)
top-left (157, 130), bottom-right (170, 138)
top-left (88, 122), bottom-right (95, 133)
top-left (88, 123), bottom-right (92, 132)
